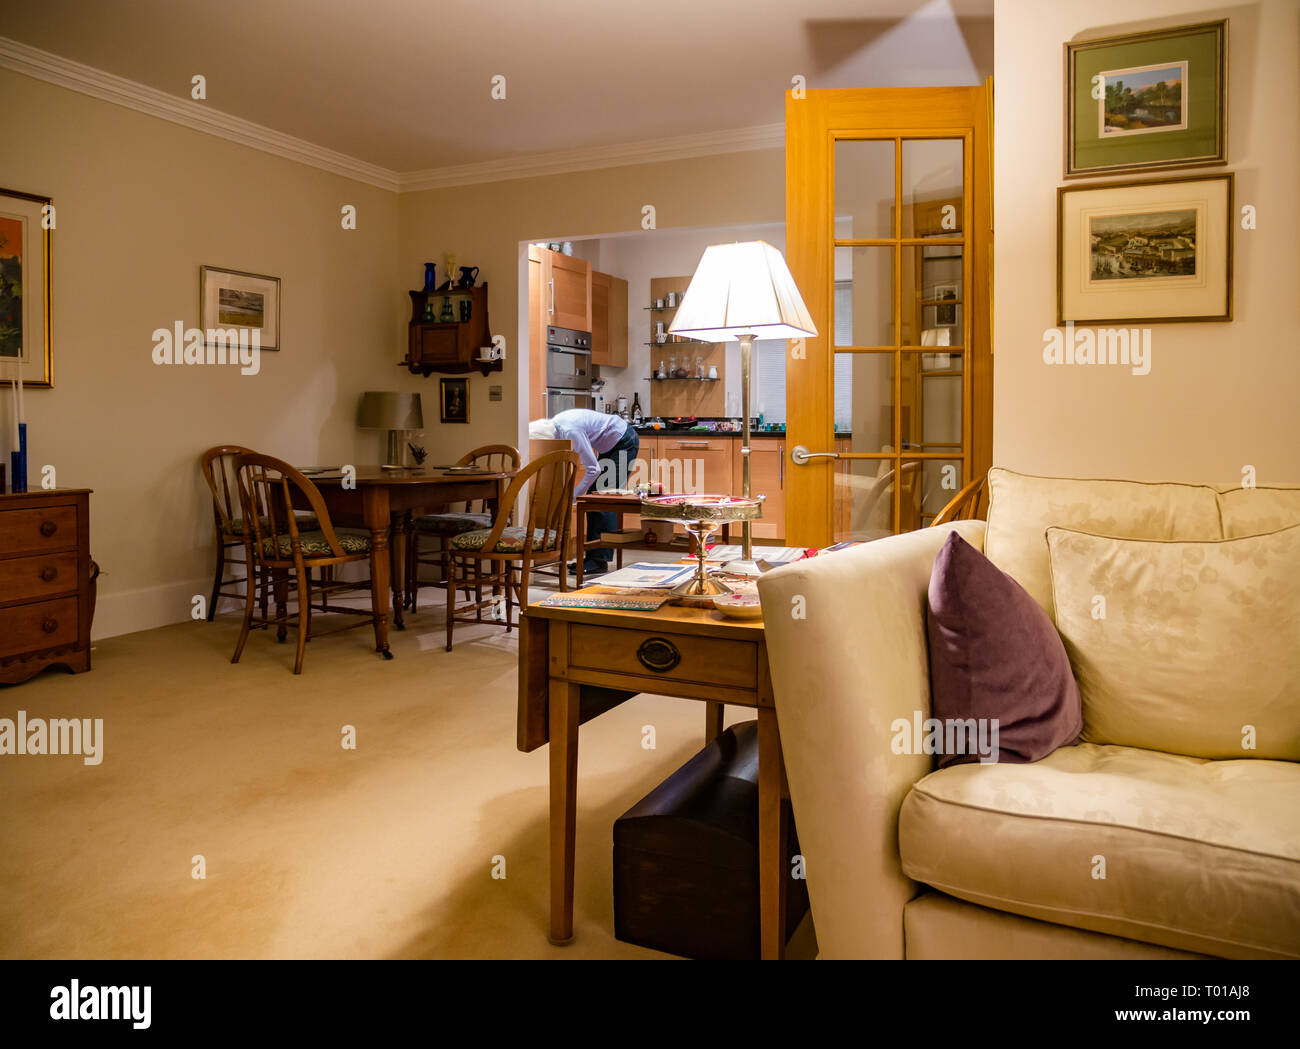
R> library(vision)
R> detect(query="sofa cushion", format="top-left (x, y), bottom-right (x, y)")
top-left (983, 468), bottom-right (1222, 616)
top-left (898, 742), bottom-right (1300, 959)
top-left (1048, 524), bottom-right (1300, 761)
top-left (925, 532), bottom-right (1081, 768)
top-left (1216, 485), bottom-right (1300, 538)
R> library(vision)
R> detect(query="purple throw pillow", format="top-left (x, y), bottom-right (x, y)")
top-left (924, 531), bottom-right (1081, 768)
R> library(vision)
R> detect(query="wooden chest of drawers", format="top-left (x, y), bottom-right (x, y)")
top-left (0, 489), bottom-right (94, 684)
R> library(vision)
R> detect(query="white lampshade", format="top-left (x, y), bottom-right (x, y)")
top-left (668, 241), bottom-right (817, 342)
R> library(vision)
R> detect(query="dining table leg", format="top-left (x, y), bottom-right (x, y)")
top-left (362, 486), bottom-right (393, 659)
top-left (390, 511), bottom-right (409, 631)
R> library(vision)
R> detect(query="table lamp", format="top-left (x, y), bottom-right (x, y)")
top-left (357, 391), bottom-right (423, 467)
top-left (668, 241), bottom-right (817, 567)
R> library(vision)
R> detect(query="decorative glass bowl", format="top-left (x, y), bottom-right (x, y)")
top-left (640, 494), bottom-right (764, 605)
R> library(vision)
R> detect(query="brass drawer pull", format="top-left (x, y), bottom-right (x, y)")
top-left (41, 566), bottom-right (58, 582)
top-left (636, 637), bottom-right (681, 673)
top-left (40, 520), bottom-right (58, 537)
top-left (42, 617), bottom-right (59, 634)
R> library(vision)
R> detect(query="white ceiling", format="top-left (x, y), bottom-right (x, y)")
top-left (0, 0), bottom-right (992, 176)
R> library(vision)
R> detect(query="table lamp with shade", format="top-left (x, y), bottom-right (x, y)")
top-left (357, 391), bottom-right (423, 467)
top-left (668, 240), bottom-right (817, 570)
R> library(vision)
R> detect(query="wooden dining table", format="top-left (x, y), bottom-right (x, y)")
top-left (291, 465), bottom-right (510, 656)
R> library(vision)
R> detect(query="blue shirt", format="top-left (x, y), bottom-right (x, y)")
top-left (552, 410), bottom-right (631, 496)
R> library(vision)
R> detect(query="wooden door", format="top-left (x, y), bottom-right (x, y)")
top-left (541, 249), bottom-right (592, 332)
top-left (527, 249), bottom-right (548, 421)
top-left (785, 84), bottom-right (993, 547)
top-left (591, 272), bottom-right (610, 365)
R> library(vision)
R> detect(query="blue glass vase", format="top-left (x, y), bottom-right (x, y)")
top-left (423, 262), bottom-right (438, 292)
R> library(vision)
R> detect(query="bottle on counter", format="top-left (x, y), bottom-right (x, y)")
top-left (630, 393), bottom-right (644, 426)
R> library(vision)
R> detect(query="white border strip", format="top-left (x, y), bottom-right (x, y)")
top-left (0, 36), bottom-right (400, 191)
top-left (0, 35), bottom-right (783, 194)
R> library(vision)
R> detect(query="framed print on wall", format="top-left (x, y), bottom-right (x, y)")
top-left (0, 187), bottom-right (53, 388)
top-left (200, 266), bottom-right (280, 352)
top-left (1057, 173), bottom-right (1232, 325)
top-left (440, 377), bottom-right (469, 423)
top-left (1065, 20), bottom-right (1226, 178)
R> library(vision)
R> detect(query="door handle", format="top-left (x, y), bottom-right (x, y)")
top-left (675, 441), bottom-right (710, 448)
top-left (548, 279), bottom-right (555, 316)
top-left (790, 444), bottom-right (840, 466)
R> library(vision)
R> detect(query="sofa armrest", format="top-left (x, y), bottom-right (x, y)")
top-left (756, 521), bottom-right (986, 958)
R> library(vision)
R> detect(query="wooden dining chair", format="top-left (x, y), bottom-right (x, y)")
top-left (443, 449), bottom-right (580, 650)
top-left (405, 443), bottom-right (520, 612)
top-left (930, 474), bottom-right (987, 526)
top-left (230, 452), bottom-right (384, 674)
top-left (201, 445), bottom-right (319, 621)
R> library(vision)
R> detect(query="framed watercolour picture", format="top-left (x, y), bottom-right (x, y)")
top-left (440, 377), bottom-right (469, 423)
top-left (1057, 173), bottom-right (1232, 325)
top-left (0, 188), bottom-right (53, 388)
top-left (1065, 20), bottom-right (1226, 178)
top-left (200, 266), bottom-right (280, 352)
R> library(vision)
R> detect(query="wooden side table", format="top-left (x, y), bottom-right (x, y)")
top-left (518, 599), bottom-right (792, 959)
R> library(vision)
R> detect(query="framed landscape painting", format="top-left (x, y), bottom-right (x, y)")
top-left (1057, 173), bottom-right (1232, 324)
top-left (200, 266), bottom-right (280, 352)
top-left (1065, 21), bottom-right (1226, 178)
top-left (0, 187), bottom-right (53, 388)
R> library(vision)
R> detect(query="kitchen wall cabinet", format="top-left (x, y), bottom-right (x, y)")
top-left (590, 271), bottom-right (628, 369)
top-left (541, 248), bottom-right (592, 332)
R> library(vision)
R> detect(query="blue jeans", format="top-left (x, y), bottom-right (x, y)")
top-left (586, 425), bottom-right (640, 565)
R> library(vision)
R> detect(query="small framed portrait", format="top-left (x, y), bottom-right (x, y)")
top-left (1057, 173), bottom-right (1232, 324)
top-left (440, 377), bottom-right (469, 423)
top-left (200, 266), bottom-right (280, 352)
top-left (1064, 21), bottom-right (1226, 178)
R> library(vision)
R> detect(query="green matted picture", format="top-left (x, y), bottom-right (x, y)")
top-left (1064, 20), bottom-right (1226, 179)
top-left (1057, 173), bottom-right (1233, 325)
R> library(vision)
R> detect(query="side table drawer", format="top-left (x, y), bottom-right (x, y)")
top-left (568, 623), bottom-right (757, 691)
top-left (0, 505), bottom-right (79, 554)
top-left (0, 551), bottom-right (80, 603)
top-left (0, 597), bottom-right (80, 656)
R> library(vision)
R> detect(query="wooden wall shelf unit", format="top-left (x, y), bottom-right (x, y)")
top-left (404, 283), bottom-right (501, 377)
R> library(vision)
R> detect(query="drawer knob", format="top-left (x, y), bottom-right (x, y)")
top-left (636, 637), bottom-right (681, 673)
top-left (41, 566), bottom-right (58, 582)
top-left (40, 520), bottom-right (58, 537)
top-left (42, 617), bottom-right (58, 634)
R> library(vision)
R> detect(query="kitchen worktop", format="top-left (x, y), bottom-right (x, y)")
top-left (632, 426), bottom-right (852, 438)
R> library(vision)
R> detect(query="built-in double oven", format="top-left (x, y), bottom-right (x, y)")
top-left (545, 325), bottom-right (593, 415)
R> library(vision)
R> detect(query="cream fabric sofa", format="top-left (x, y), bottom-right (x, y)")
top-left (757, 468), bottom-right (1300, 960)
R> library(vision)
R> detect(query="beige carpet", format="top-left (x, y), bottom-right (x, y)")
top-left (0, 571), bottom-right (814, 960)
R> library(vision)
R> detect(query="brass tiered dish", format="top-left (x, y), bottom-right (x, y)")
top-left (640, 493), bottom-right (765, 605)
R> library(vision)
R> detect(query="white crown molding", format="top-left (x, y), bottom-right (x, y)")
top-left (396, 122), bottom-right (786, 193)
top-left (0, 36), bottom-right (401, 192)
top-left (0, 35), bottom-right (784, 195)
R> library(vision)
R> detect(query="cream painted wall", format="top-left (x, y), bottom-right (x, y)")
top-left (0, 69), bottom-right (401, 638)
top-left (993, 0), bottom-right (1300, 482)
top-left (397, 150), bottom-right (785, 457)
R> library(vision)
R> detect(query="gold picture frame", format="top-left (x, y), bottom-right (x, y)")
top-left (1064, 20), bottom-right (1227, 179)
top-left (440, 377), bottom-right (469, 424)
top-left (1057, 173), bottom-right (1233, 325)
top-left (0, 187), bottom-right (54, 388)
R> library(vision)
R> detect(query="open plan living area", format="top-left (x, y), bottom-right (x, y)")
top-left (0, 0), bottom-right (1296, 1026)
